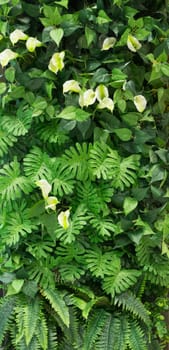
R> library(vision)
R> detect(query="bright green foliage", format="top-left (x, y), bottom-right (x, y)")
top-left (0, 0), bottom-right (169, 349)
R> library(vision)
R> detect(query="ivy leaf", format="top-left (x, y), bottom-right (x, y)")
top-left (123, 197), bottom-right (138, 216)
top-left (50, 28), bottom-right (64, 46)
top-left (57, 106), bottom-right (91, 121)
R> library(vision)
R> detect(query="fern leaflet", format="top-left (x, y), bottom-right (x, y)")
top-left (0, 296), bottom-right (16, 344)
top-left (82, 309), bottom-right (108, 350)
top-left (41, 288), bottom-right (70, 327)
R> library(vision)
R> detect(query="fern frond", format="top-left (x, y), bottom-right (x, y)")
top-left (0, 128), bottom-right (17, 157)
top-left (36, 310), bottom-right (48, 350)
top-left (55, 205), bottom-right (87, 244)
top-left (82, 309), bottom-right (108, 350)
top-left (48, 325), bottom-right (58, 350)
top-left (60, 143), bottom-right (91, 180)
top-left (36, 120), bottom-right (69, 145)
top-left (41, 288), bottom-right (70, 327)
top-left (52, 163), bottom-right (75, 196)
top-left (0, 296), bottom-right (16, 344)
top-left (1, 107), bottom-right (32, 136)
top-left (0, 158), bottom-right (32, 203)
top-left (114, 292), bottom-right (151, 326)
top-left (103, 269), bottom-right (141, 297)
top-left (95, 313), bottom-right (129, 350)
top-left (62, 307), bottom-right (82, 350)
top-left (127, 318), bottom-right (147, 350)
top-left (23, 147), bottom-right (52, 182)
top-left (23, 297), bottom-right (40, 346)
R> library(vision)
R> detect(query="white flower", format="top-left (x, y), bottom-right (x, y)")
top-left (134, 95), bottom-right (147, 113)
top-left (63, 80), bottom-right (81, 94)
top-left (79, 89), bottom-right (96, 108)
top-left (0, 49), bottom-right (18, 67)
top-left (97, 97), bottom-right (114, 112)
top-left (10, 29), bottom-right (28, 45)
top-left (101, 37), bottom-right (116, 51)
top-left (127, 34), bottom-right (141, 53)
top-left (58, 209), bottom-right (70, 229)
top-left (45, 196), bottom-right (59, 211)
top-left (95, 84), bottom-right (109, 102)
top-left (36, 179), bottom-right (51, 199)
top-left (48, 51), bottom-right (65, 74)
top-left (26, 37), bottom-right (42, 52)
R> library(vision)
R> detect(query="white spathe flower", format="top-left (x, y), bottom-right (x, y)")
top-left (48, 51), bottom-right (65, 74)
top-left (79, 89), bottom-right (96, 108)
top-left (36, 179), bottom-right (52, 199)
top-left (101, 37), bottom-right (116, 51)
top-left (95, 84), bottom-right (109, 102)
top-left (134, 95), bottom-right (147, 113)
top-left (26, 37), bottom-right (42, 52)
top-left (0, 49), bottom-right (18, 67)
top-left (63, 80), bottom-right (81, 94)
top-left (10, 29), bottom-right (28, 45)
top-left (127, 34), bottom-right (142, 53)
top-left (58, 209), bottom-right (70, 230)
top-left (97, 97), bottom-right (114, 112)
top-left (45, 196), bottom-right (59, 211)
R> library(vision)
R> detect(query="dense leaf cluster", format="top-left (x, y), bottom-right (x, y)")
top-left (0, 0), bottom-right (169, 349)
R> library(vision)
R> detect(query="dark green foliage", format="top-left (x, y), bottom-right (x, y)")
top-left (0, 0), bottom-right (169, 349)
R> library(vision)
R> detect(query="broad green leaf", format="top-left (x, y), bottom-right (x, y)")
top-left (56, 106), bottom-right (91, 121)
top-left (161, 63), bottom-right (169, 77)
top-left (7, 279), bottom-right (24, 295)
top-left (0, 82), bottom-right (6, 94)
top-left (114, 128), bottom-right (132, 141)
top-left (123, 197), bottom-right (138, 215)
top-left (50, 28), bottom-right (64, 46)
top-left (5, 67), bottom-right (15, 83)
top-left (55, 0), bottom-right (69, 8)
top-left (85, 26), bottom-right (96, 47)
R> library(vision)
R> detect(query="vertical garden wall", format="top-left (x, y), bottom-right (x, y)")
top-left (0, 0), bottom-right (169, 349)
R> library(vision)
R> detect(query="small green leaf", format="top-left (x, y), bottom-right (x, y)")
top-left (50, 28), bottom-right (64, 46)
top-left (161, 63), bottom-right (169, 77)
top-left (57, 106), bottom-right (91, 122)
top-left (123, 197), bottom-right (138, 215)
top-left (55, 0), bottom-right (69, 8)
top-left (5, 67), bottom-right (15, 83)
top-left (85, 26), bottom-right (96, 47)
top-left (0, 82), bottom-right (6, 94)
top-left (113, 128), bottom-right (132, 141)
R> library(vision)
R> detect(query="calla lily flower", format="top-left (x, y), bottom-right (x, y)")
top-left (97, 97), bottom-right (114, 112)
top-left (58, 209), bottom-right (70, 229)
top-left (79, 89), bottom-right (96, 108)
top-left (0, 49), bottom-right (18, 67)
top-left (127, 34), bottom-right (141, 53)
top-left (36, 179), bottom-right (52, 199)
top-left (134, 95), bottom-right (147, 113)
top-left (101, 37), bottom-right (116, 51)
top-left (45, 196), bottom-right (59, 211)
top-left (63, 80), bottom-right (81, 93)
top-left (95, 84), bottom-right (109, 102)
top-left (48, 51), bottom-right (65, 74)
top-left (26, 37), bottom-right (42, 52)
top-left (10, 29), bottom-right (28, 45)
